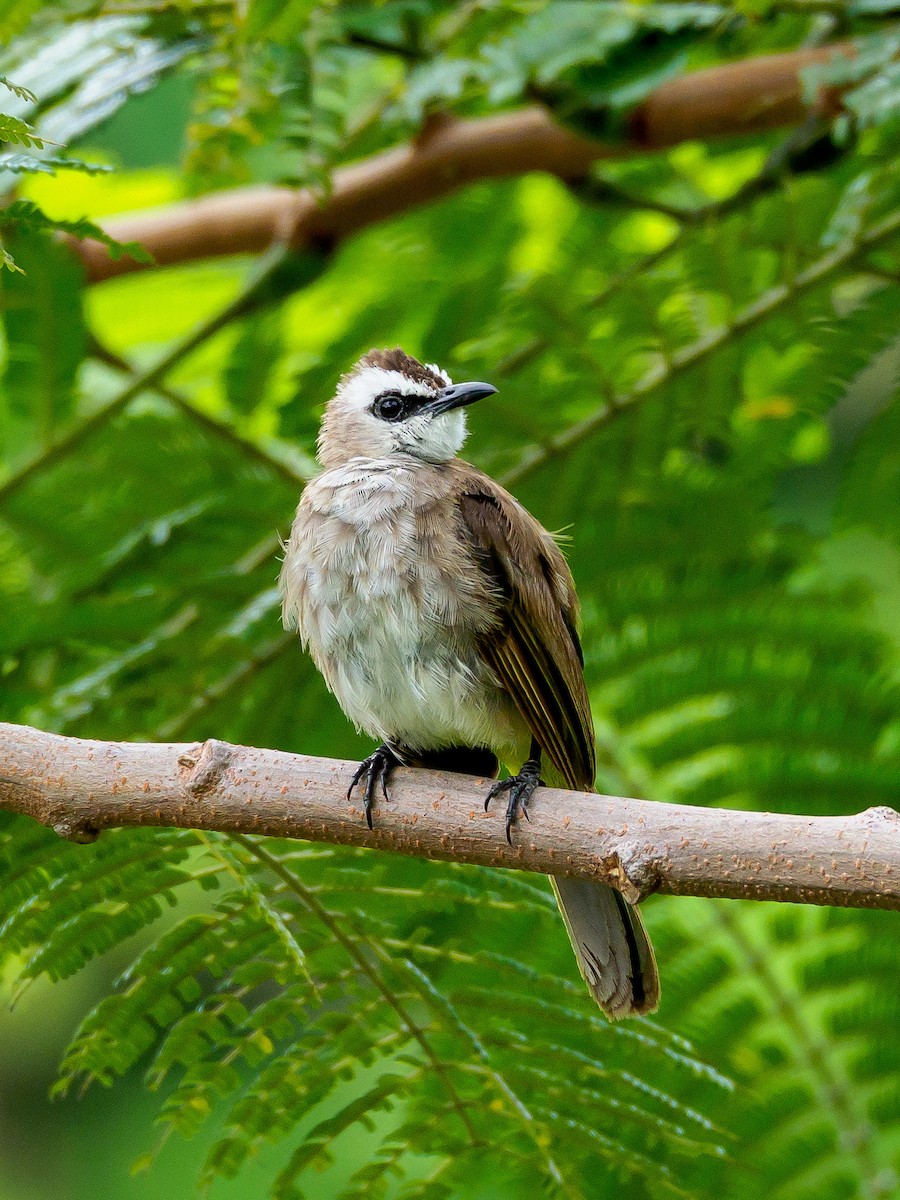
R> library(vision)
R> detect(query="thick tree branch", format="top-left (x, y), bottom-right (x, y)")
top-left (73, 44), bottom-right (854, 283)
top-left (1, 723), bottom-right (897, 911)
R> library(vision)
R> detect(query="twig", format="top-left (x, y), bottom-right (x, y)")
top-left (499, 207), bottom-right (900, 488)
top-left (88, 335), bottom-right (316, 487)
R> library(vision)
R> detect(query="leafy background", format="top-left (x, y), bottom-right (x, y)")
top-left (1, 2), bottom-right (899, 1199)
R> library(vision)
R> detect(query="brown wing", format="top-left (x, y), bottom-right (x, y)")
top-left (457, 479), bottom-right (596, 792)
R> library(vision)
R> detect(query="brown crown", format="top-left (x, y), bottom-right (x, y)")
top-left (357, 347), bottom-right (445, 390)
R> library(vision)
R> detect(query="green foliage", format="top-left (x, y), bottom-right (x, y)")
top-left (0, 231), bottom-right (86, 456)
top-left (0, 49), bottom-right (145, 271)
top-left (224, 312), bottom-right (286, 417)
top-left (0, 152), bottom-right (113, 174)
top-left (3, 819), bottom-right (732, 1198)
top-left (1, 3), bottom-right (900, 1200)
top-left (0, 199), bottom-right (152, 273)
top-left (802, 32), bottom-right (900, 133)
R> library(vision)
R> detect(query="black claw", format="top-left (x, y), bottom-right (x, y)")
top-left (484, 759), bottom-right (543, 845)
top-left (347, 762), bottom-right (367, 803)
top-left (365, 771), bottom-right (376, 829)
top-left (348, 744), bottom-right (400, 828)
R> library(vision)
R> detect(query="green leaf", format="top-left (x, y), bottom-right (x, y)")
top-left (0, 74), bottom-right (36, 102)
top-left (0, 239), bottom-right (23, 273)
top-left (244, 0), bottom-right (317, 42)
top-left (0, 111), bottom-right (44, 148)
top-left (0, 231), bottom-right (86, 453)
top-left (224, 311), bottom-right (285, 416)
top-left (0, 152), bottom-right (112, 175)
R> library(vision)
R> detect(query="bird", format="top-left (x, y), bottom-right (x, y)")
top-left (279, 347), bottom-right (659, 1019)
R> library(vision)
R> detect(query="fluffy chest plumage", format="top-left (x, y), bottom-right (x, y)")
top-left (280, 460), bottom-right (519, 752)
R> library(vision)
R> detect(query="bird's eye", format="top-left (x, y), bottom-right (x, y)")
top-left (373, 393), bottom-right (406, 421)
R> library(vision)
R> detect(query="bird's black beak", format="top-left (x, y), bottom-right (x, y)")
top-left (427, 380), bottom-right (497, 416)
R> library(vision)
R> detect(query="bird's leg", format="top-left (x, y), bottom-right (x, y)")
top-left (484, 740), bottom-right (545, 845)
top-left (347, 743), bottom-right (403, 829)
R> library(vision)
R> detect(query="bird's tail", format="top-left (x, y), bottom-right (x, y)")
top-left (550, 876), bottom-right (659, 1019)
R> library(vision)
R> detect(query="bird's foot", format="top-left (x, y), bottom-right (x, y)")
top-left (484, 758), bottom-right (544, 845)
top-left (347, 743), bottom-right (402, 829)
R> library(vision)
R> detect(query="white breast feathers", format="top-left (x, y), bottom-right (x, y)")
top-left (279, 459), bottom-right (525, 758)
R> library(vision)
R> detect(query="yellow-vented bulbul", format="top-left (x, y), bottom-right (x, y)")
top-left (280, 348), bottom-right (659, 1018)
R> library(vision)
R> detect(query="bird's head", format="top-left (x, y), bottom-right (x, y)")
top-left (316, 348), bottom-right (497, 468)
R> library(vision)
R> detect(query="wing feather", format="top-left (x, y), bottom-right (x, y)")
top-left (457, 482), bottom-right (595, 790)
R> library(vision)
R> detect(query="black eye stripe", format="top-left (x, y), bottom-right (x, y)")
top-left (372, 391), bottom-right (430, 421)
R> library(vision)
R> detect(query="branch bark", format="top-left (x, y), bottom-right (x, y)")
top-left (1, 722), bottom-right (897, 911)
top-left (73, 44), bottom-right (854, 283)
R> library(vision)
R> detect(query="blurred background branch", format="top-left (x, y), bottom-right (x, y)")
top-left (71, 43), bottom-right (858, 282)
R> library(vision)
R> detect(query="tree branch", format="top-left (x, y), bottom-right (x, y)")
top-left (1, 722), bottom-right (897, 911)
top-left (72, 44), bottom-right (855, 283)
